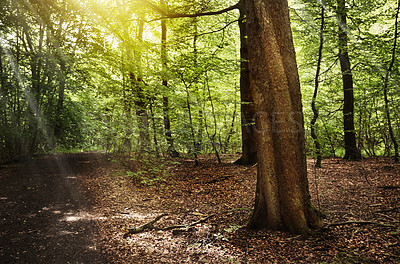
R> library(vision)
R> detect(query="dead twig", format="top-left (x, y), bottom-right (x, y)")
top-left (378, 185), bottom-right (400, 189)
top-left (195, 176), bottom-right (234, 184)
top-left (375, 212), bottom-right (399, 222)
top-left (124, 207), bottom-right (252, 236)
top-left (160, 214), bottom-right (216, 231)
top-left (327, 220), bottom-right (396, 228)
top-left (375, 207), bottom-right (400, 213)
top-left (125, 213), bottom-right (216, 236)
top-left (126, 213), bottom-right (168, 234)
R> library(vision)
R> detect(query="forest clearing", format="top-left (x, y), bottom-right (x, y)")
top-left (0, 152), bottom-right (399, 263)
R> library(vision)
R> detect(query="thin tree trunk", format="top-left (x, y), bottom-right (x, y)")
top-left (310, 7), bottom-right (324, 168)
top-left (246, 0), bottom-right (322, 233)
top-left (192, 22), bottom-right (203, 155)
top-left (149, 100), bottom-right (160, 156)
top-left (235, 0), bottom-right (257, 165)
top-left (337, 0), bottom-right (361, 160)
top-left (117, 0), bottom-right (134, 153)
top-left (133, 19), bottom-right (150, 152)
top-left (184, 84), bottom-right (199, 165)
top-left (54, 60), bottom-right (65, 141)
top-left (160, 0), bottom-right (179, 157)
top-left (25, 23), bottom-right (44, 155)
top-left (162, 96), bottom-right (179, 156)
top-left (53, 15), bottom-right (67, 148)
top-left (383, 0), bottom-right (400, 162)
top-left (204, 71), bottom-right (221, 164)
top-left (224, 84), bottom-right (238, 153)
top-left (0, 49), bottom-right (7, 157)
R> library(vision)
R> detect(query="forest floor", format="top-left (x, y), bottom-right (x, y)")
top-left (0, 152), bottom-right (399, 263)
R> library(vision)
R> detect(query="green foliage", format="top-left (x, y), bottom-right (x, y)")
top-left (223, 224), bottom-right (242, 233)
top-left (291, 0), bottom-right (400, 159)
top-left (123, 154), bottom-right (179, 186)
top-left (1, 0), bottom-right (399, 162)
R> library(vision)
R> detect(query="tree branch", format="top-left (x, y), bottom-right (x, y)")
top-left (124, 208), bottom-right (252, 236)
top-left (143, 0), bottom-right (240, 21)
top-left (160, 213), bottom-right (216, 231)
top-left (126, 213), bottom-right (168, 234)
top-left (327, 220), bottom-right (396, 228)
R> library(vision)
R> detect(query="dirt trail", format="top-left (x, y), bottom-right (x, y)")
top-left (0, 153), bottom-right (107, 264)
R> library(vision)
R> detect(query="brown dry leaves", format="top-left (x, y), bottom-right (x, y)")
top-left (80, 154), bottom-right (399, 263)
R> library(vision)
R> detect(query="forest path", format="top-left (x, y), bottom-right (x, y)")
top-left (0, 152), bottom-right (108, 263)
top-left (1, 153), bottom-right (399, 263)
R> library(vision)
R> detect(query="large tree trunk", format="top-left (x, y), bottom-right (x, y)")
top-left (235, 0), bottom-right (257, 165)
top-left (246, 0), bottom-right (322, 233)
top-left (336, 0), bottom-right (361, 161)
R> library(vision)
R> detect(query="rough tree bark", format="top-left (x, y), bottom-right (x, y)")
top-left (336, 0), bottom-right (361, 160)
top-left (235, 0), bottom-right (258, 165)
top-left (246, 0), bottom-right (322, 233)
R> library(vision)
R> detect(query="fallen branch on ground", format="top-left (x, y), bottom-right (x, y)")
top-left (124, 207), bottom-right (252, 236)
top-left (193, 175), bottom-right (234, 185)
top-left (375, 207), bottom-right (399, 213)
top-left (378, 185), bottom-right (400, 189)
top-left (160, 214), bottom-right (216, 231)
top-left (327, 220), bottom-right (396, 228)
top-left (204, 176), bottom-right (234, 184)
top-left (125, 213), bottom-right (215, 235)
top-left (126, 213), bottom-right (168, 234)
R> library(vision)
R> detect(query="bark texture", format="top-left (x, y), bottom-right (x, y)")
top-left (235, 0), bottom-right (258, 165)
top-left (336, 0), bottom-right (361, 160)
top-left (246, 0), bottom-right (322, 233)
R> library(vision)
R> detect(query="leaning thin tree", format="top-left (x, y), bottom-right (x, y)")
top-left (245, 0), bottom-right (322, 233)
top-left (383, 0), bottom-right (400, 163)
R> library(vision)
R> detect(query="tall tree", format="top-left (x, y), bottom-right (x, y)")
top-left (336, 0), bottom-right (361, 160)
top-left (310, 6), bottom-right (325, 168)
top-left (139, 0), bottom-right (322, 232)
top-left (235, 0), bottom-right (258, 165)
top-left (160, 0), bottom-right (179, 157)
top-left (383, 0), bottom-right (400, 162)
top-left (132, 19), bottom-right (151, 152)
top-left (245, 0), bottom-right (322, 233)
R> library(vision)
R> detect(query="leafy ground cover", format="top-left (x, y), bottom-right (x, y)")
top-left (1, 152), bottom-right (399, 263)
top-left (84, 153), bottom-right (400, 263)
